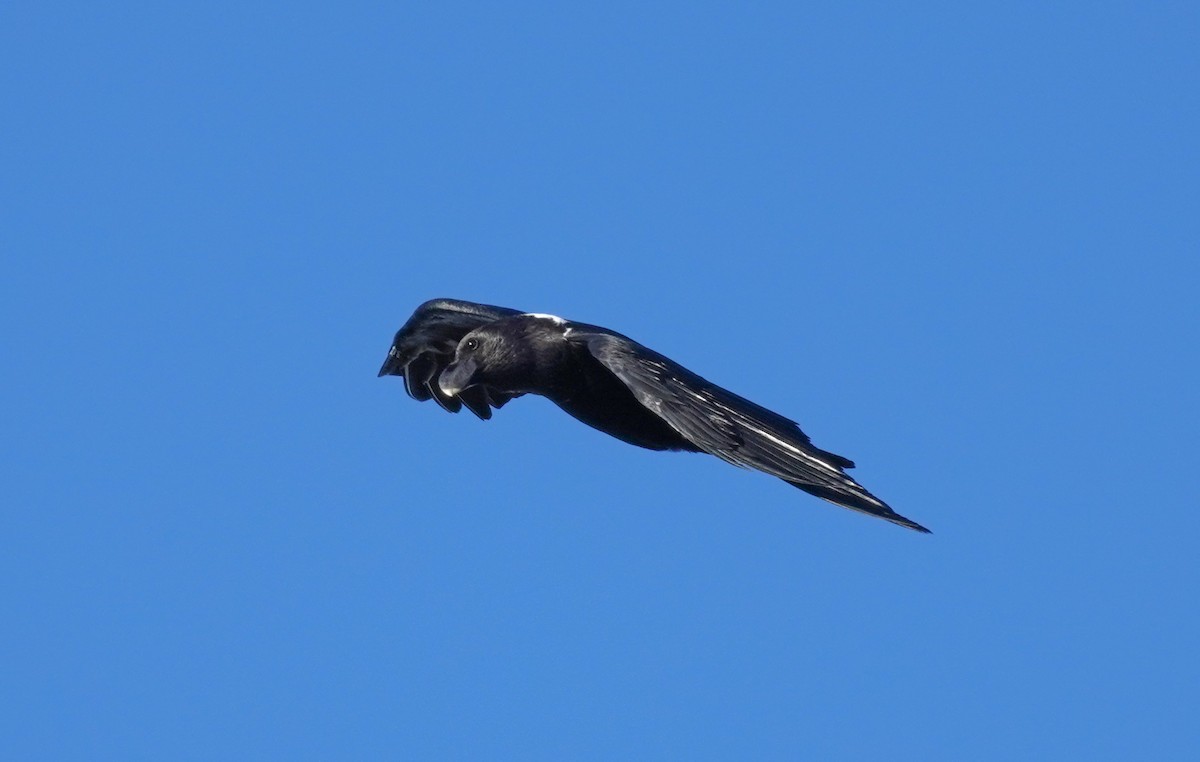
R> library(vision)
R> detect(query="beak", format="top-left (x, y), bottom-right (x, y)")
top-left (378, 346), bottom-right (404, 377)
top-left (438, 357), bottom-right (478, 396)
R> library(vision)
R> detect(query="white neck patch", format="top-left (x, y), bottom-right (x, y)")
top-left (522, 313), bottom-right (567, 326)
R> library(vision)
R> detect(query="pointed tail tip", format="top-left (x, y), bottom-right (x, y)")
top-left (892, 514), bottom-right (932, 534)
top-left (788, 481), bottom-right (931, 534)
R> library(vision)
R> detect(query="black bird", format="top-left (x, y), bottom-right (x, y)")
top-left (379, 299), bottom-right (929, 533)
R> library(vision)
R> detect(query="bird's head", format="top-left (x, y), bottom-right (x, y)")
top-left (439, 314), bottom-right (569, 396)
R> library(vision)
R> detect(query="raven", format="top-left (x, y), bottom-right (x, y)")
top-left (379, 298), bottom-right (929, 533)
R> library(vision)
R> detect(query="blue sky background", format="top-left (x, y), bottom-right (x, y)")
top-left (3, 2), bottom-right (1198, 759)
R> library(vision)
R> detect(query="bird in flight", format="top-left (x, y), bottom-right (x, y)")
top-left (379, 299), bottom-right (929, 533)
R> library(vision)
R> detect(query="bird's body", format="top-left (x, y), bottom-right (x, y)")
top-left (379, 299), bottom-right (929, 533)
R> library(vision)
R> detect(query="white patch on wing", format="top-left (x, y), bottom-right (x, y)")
top-left (696, 391), bottom-right (855, 481)
top-left (522, 313), bottom-right (566, 325)
top-left (740, 421), bottom-right (847, 475)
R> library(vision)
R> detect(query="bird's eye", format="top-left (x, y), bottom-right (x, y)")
top-left (464, 338), bottom-right (479, 351)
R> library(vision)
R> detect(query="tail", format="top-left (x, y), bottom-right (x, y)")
top-left (790, 481), bottom-right (931, 533)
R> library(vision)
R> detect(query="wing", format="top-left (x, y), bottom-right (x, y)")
top-left (378, 299), bottom-right (524, 420)
top-left (576, 328), bottom-right (929, 532)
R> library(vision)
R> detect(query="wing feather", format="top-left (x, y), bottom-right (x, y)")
top-left (579, 330), bottom-right (929, 532)
top-left (379, 299), bottom-right (524, 419)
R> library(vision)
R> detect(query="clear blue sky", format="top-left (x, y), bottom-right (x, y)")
top-left (3, 2), bottom-right (1198, 759)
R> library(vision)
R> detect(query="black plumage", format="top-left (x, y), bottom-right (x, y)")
top-left (379, 298), bottom-right (929, 533)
